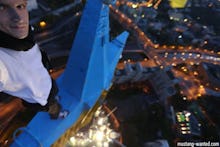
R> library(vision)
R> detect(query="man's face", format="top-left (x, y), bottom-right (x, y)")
top-left (0, 0), bottom-right (29, 39)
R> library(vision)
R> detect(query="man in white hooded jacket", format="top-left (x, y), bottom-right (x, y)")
top-left (0, 0), bottom-right (61, 119)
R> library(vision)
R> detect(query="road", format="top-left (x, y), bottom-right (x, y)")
top-left (110, 3), bottom-right (220, 67)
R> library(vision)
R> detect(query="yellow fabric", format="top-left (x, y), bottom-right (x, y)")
top-left (170, 0), bottom-right (188, 8)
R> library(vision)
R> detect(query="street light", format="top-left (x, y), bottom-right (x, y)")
top-left (39, 21), bottom-right (47, 28)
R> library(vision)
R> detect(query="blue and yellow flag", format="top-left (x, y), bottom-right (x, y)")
top-left (170, 0), bottom-right (188, 8)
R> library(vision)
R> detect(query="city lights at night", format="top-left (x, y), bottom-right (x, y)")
top-left (0, 0), bottom-right (220, 146)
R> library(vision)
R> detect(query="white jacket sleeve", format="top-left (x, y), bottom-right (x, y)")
top-left (0, 60), bottom-right (7, 92)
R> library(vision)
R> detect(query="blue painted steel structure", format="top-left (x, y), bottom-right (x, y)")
top-left (11, 0), bottom-right (128, 146)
